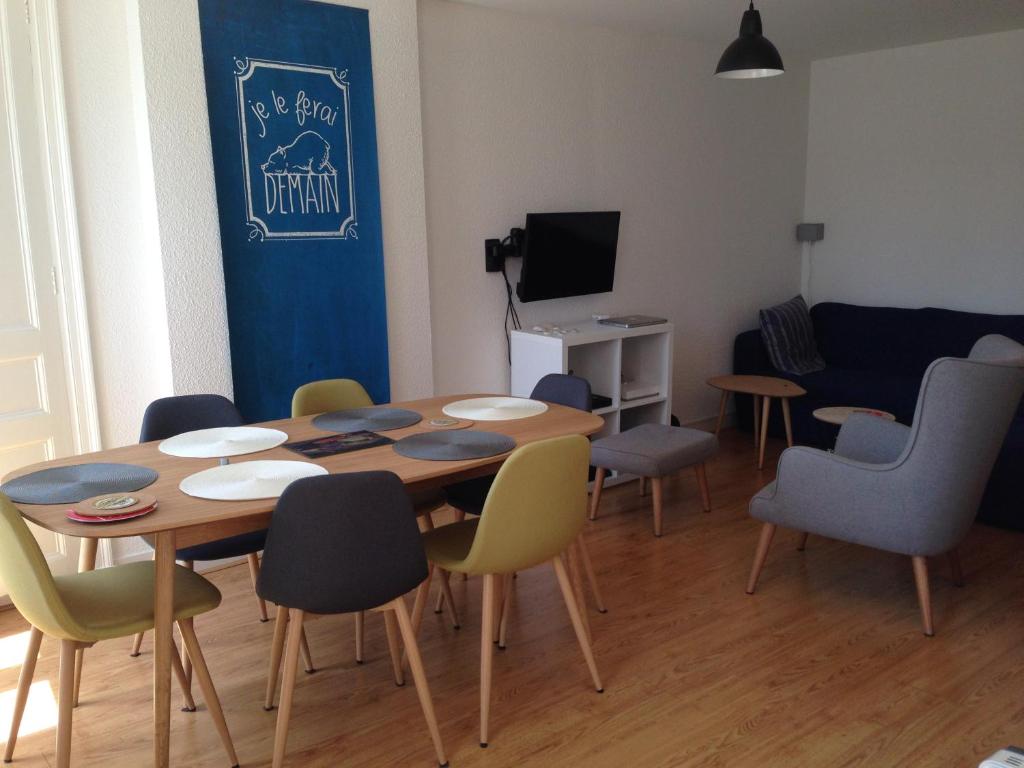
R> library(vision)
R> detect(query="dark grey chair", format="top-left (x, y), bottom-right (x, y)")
top-left (746, 334), bottom-right (1024, 636)
top-left (131, 395), bottom-right (314, 685)
top-left (258, 472), bottom-right (448, 768)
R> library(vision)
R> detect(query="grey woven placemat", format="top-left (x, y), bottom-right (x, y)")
top-left (312, 407), bottom-right (422, 433)
top-left (1, 463), bottom-right (159, 505)
top-left (393, 431), bottom-right (515, 461)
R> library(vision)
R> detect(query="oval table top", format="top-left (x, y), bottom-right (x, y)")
top-left (3, 394), bottom-right (603, 542)
top-left (707, 374), bottom-right (807, 399)
top-left (812, 406), bottom-right (897, 426)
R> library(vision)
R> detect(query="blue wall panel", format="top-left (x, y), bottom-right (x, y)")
top-left (198, 0), bottom-right (389, 422)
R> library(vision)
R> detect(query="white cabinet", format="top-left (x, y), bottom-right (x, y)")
top-left (511, 320), bottom-right (673, 484)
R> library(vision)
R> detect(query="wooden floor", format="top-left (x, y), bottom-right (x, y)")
top-left (2, 429), bottom-right (1023, 767)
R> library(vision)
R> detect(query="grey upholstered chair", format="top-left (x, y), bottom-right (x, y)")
top-left (745, 334), bottom-right (1024, 636)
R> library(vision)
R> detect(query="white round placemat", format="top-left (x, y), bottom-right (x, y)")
top-left (442, 397), bottom-right (548, 422)
top-left (179, 460), bottom-right (327, 501)
top-left (159, 427), bottom-right (288, 459)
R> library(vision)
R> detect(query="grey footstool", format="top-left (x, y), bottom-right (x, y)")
top-left (589, 423), bottom-right (718, 537)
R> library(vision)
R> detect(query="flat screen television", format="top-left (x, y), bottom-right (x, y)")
top-left (516, 211), bottom-right (620, 303)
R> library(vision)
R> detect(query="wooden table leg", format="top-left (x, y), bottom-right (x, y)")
top-left (714, 391), bottom-right (728, 435)
top-left (153, 532), bottom-right (175, 768)
top-left (73, 538), bottom-right (99, 708)
top-left (758, 396), bottom-right (772, 469)
top-left (781, 398), bottom-right (794, 447)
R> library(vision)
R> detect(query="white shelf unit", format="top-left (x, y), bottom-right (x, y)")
top-left (511, 320), bottom-right (673, 486)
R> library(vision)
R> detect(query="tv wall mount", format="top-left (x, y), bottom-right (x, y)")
top-left (484, 227), bottom-right (524, 272)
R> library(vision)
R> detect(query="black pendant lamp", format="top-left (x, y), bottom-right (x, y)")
top-left (715, 2), bottom-right (784, 79)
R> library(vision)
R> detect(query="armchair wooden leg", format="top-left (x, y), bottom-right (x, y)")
top-left (948, 548), bottom-right (965, 587)
top-left (355, 611), bottom-right (365, 664)
top-left (651, 476), bottom-right (664, 537)
top-left (56, 639), bottom-right (77, 768)
top-left (796, 532), bottom-right (809, 551)
top-left (589, 468), bottom-right (607, 521)
top-left (383, 610), bottom-right (405, 686)
top-left (271, 609), bottom-right (305, 768)
top-left (694, 463), bottom-right (711, 512)
top-left (639, 476), bottom-right (648, 497)
top-left (912, 556), bottom-right (935, 637)
top-left (392, 598), bottom-right (449, 767)
top-left (551, 556), bottom-right (604, 693)
top-left (247, 553), bottom-right (270, 622)
top-left (480, 574), bottom-right (496, 748)
top-left (4, 626), bottom-right (42, 763)
top-left (576, 533), bottom-right (607, 613)
top-left (746, 523), bottom-right (777, 594)
top-left (265, 606), bottom-right (288, 711)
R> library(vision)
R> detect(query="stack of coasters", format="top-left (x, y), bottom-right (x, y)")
top-left (66, 493), bottom-right (158, 524)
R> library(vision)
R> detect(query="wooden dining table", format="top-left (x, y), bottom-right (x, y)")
top-left (2, 393), bottom-right (604, 767)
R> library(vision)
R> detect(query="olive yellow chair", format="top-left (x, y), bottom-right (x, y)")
top-left (291, 378), bottom-right (373, 417)
top-left (419, 435), bottom-right (603, 748)
top-left (291, 378), bottom-right (454, 658)
top-left (0, 495), bottom-right (239, 768)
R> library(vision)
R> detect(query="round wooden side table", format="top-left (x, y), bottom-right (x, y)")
top-left (707, 375), bottom-right (807, 469)
top-left (812, 406), bottom-right (896, 426)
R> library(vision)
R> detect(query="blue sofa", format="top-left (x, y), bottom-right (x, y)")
top-left (734, 302), bottom-right (1024, 530)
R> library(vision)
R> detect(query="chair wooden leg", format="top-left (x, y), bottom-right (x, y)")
top-left (171, 640), bottom-right (197, 712)
top-left (355, 611), bottom-right (365, 664)
top-left (551, 556), bottom-right (604, 693)
top-left (392, 598), bottom-right (449, 767)
top-left (715, 391), bottom-right (729, 435)
top-left (746, 523), bottom-right (777, 594)
top-left (271, 609), bottom-right (305, 768)
top-left (434, 570), bottom-right (461, 629)
top-left (383, 610), bottom-right (405, 686)
top-left (948, 548), bottom-right (965, 587)
top-left (299, 627), bottom-right (315, 674)
top-left (651, 476), bottom-right (664, 537)
top-left (492, 575), bottom-right (505, 644)
top-left (694, 463), bottom-right (711, 512)
top-left (479, 574), bottom-right (496, 748)
top-left (55, 639), bottom-right (77, 768)
top-left (72, 645), bottom-right (85, 710)
top-left (912, 556), bottom-right (935, 637)
top-left (72, 539), bottom-right (98, 708)
top-left (178, 620), bottom-right (239, 767)
top-left (565, 545), bottom-right (591, 640)
top-left (781, 398), bottom-right (794, 447)
top-left (498, 573), bottom-right (514, 649)
top-left (130, 631), bottom-right (145, 657)
top-left (410, 563), bottom-right (436, 637)
top-left (576, 533), bottom-right (607, 613)
top-left (796, 532), bottom-right (809, 551)
top-left (247, 553), bottom-right (270, 622)
top-left (4, 626), bottom-right (43, 762)
top-left (264, 606), bottom-right (288, 711)
top-left (589, 467), bottom-right (607, 521)
top-left (758, 396), bottom-right (772, 469)
top-left (181, 562), bottom-right (195, 697)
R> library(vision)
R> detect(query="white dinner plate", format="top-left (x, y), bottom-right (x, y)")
top-left (441, 397), bottom-right (548, 421)
top-left (159, 427), bottom-right (288, 459)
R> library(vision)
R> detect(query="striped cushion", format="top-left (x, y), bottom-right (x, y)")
top-left (759, 296), bottom-right (826, 375)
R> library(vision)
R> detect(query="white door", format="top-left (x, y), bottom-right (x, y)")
top-left (0, 0), bottom-right (83, 587)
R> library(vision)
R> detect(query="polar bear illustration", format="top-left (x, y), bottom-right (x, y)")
top-left (261, 131), bottom-right (336, 174)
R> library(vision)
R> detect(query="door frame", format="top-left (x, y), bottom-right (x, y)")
top-left (4, 0), bottom-right (105, 564)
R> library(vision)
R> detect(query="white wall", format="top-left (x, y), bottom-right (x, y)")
top-left (418, 0), bottom-right (810, 423)
top-left (58, 0), bottom-right (173, 449)
top-left (804, 29), bottom-right (1024, 314)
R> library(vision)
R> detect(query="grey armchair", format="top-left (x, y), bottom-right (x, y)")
top-left (745, 334), bottom-right (1024, 636)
